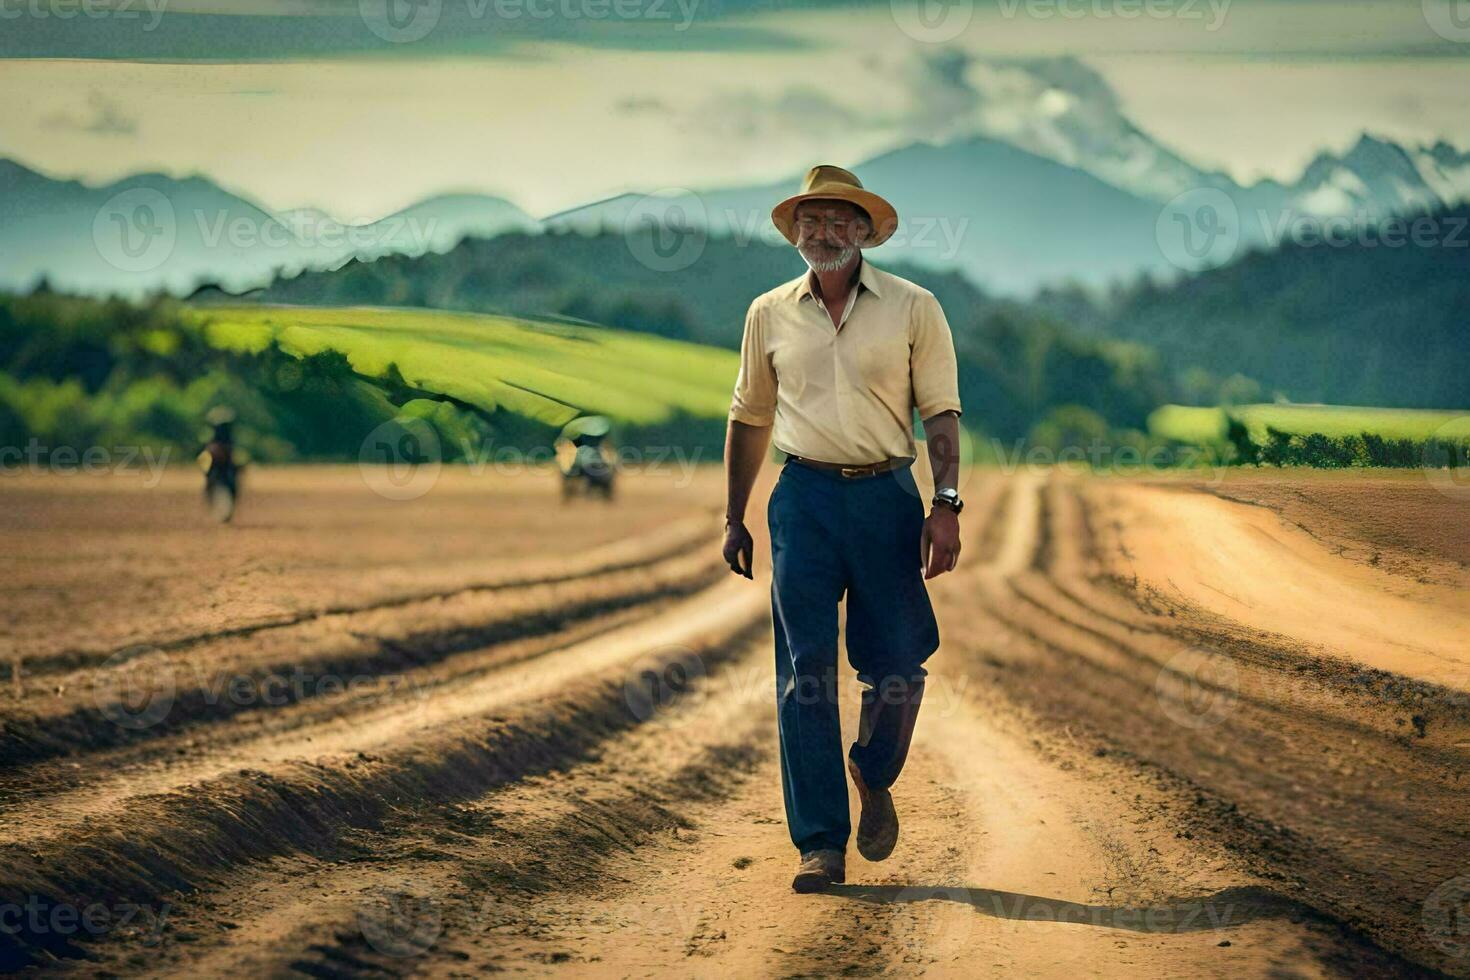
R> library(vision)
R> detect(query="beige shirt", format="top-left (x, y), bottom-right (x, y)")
top-left (728, 258), bottom-right (962, 465)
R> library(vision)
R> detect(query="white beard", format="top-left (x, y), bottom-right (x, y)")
top-left (801, 244), bottom-right (859, 273)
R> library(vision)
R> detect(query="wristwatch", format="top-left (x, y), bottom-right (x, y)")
top-left (932, 488), bottom-right (963, 514)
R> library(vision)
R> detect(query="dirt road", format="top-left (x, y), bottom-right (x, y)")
top-left (1, 464), bottom-right (1465, 977)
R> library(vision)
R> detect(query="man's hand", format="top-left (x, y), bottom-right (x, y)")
top-left (724, 518), bottom-right (754, 579)
top-left (920, 507), bottom-right (960, 579)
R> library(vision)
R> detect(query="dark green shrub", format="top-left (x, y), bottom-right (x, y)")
top-left (1224, 415), bottom-right (1259, 465)
top-left (1261, 426), bottom-right (1293, 467)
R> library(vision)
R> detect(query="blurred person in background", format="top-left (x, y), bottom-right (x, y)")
top-left (198, 406), bottom-right (244, 522)
top-left (555, 415), bottom-right (617, 501)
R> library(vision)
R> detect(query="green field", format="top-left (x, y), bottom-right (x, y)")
top-left (1149, 403), bottom-right (1470, 445)
top-left (187, 305), bottom-right (740, 429)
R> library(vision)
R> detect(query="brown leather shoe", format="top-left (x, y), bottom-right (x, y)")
top-left (849, 758), bottom-right (898, 862)
top-left (791, 849), bottom-right (845, 893)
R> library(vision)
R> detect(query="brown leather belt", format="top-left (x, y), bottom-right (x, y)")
top-left (785, 454), bottom-right (912, 479)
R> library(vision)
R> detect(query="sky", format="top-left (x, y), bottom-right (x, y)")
top-left (1, 0), bottom-right (1467, 219)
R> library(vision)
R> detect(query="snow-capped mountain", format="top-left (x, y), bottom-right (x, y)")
top-left (1414, 140), bottom-right (1470, 208)
top-left (960, 57), bottom-right (1469, 219)
top-left (961, 57), bottom-right (1223, 204)
top-left (6, 55), bottom-right (1467, 299)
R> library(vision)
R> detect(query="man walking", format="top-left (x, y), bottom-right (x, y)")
top-left (722, 165), bottom-right (964, 893)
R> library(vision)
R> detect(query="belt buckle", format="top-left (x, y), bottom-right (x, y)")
top-left (839, 465), bottom-right (865, 479)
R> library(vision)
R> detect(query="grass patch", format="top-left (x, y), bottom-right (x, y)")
top-left (188, 304), bottom-right (740, 430)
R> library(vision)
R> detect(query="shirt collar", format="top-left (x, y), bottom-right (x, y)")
top-left (791, 255), bottom-right (883, 303)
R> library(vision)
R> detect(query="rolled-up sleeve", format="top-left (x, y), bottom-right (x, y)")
top-left (729, 300), bottom-right (777, 426)
top-left (910, 292), bottom-right (963, 419)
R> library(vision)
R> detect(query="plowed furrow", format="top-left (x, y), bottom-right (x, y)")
top-left (189, 651), bottom-right (776, 978)
top-left (24, 513), bottom-right (717, 677)
top-left (0, 548), bottom-right (724, 771)
top-left (0, 593), bottom-right (673, 829)
top-left (965, 475), bottom-right (1470, 975)
top-left (0, 580), bottom-right (766, 969)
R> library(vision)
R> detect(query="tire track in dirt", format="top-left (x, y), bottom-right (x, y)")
top-left (66, 473), bottom-right (1011, 975)
top-left (82, 638), bottom-right (781, 979)
top-left (955, 472), bottom-right (1469, 976)
top-left (19, 513), bottom-right (719, 677)
top-left (8, 467), bottom-right (1462, 977)
top-left (0, 545), bottom-right (724, 771)
top-left (0, 575), bottom-right (766, 970)
top-left (0, 592), bottom-right (671, 833)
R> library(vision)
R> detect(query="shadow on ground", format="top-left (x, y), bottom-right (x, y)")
top-left (823, 884), bottom-right (1303, 934)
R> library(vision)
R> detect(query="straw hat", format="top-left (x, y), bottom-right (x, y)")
top-left (771, 165), bottom-right (899, 248)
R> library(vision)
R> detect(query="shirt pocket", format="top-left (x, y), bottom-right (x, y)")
top-left (855, 333), bottom-right (912, 395)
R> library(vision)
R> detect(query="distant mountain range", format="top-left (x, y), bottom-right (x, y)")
top-left (4, 58), bottom-right (1468, 297)
top-left (948, 58), bottom-right (1470, 218)
top-left (0, 159), bottom-right (536, 298)
top-left (201, 199), bottom-right (1470, 414)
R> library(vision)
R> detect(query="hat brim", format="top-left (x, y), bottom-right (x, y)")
top-left (771, 188), bottom-right (899, 248)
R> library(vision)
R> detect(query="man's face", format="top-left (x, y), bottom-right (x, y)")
top-left (794, 200), bottom-right (869, 272)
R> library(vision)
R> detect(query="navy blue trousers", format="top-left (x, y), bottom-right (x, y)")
top-left (768, 458), bottom-right (940, 854)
